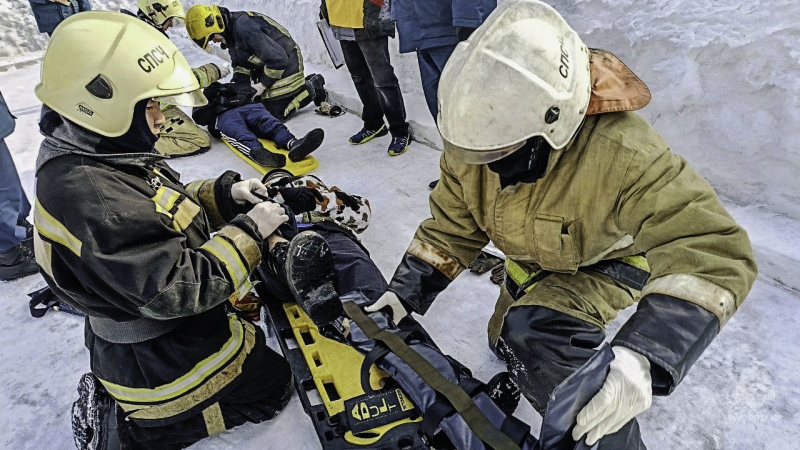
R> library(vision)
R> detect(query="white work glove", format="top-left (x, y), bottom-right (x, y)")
top-left (572, 346), bottom-right (653, 445)
top-left (231, 178), bottom-right (268, 205)
top-left (245, 201), bottom-right (289, 238)
top-left (216, 62), bottom-right (232, 79)
top-left (253, 82), bottom-right (267, 97)
top-left (364, 291), bottom-right (408, 323)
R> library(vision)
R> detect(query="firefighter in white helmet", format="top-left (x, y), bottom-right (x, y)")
top-left (367, 0), bottom-right (757, 447)
top-left (35, 12), bottom-right (293, 448)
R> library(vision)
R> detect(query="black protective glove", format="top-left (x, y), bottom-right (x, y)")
top-left (456, 26), bottom-right (476, 42)
top-left (333, 190), bottom-right (360, 211)
top-left (268, 186), bottom-right (324, 214)
top-left (218, 83), bottom-right (257, 108)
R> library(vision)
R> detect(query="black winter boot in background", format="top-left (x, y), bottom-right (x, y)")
top-left (0, 239), bottom-right (38, 281)
top-left (305, 74), bottom-right (327, 106)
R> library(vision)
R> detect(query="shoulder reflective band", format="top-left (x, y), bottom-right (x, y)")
top-left (341, 301), bottom-right (521, 450)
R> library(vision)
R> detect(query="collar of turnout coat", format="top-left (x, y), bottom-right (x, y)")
top-left (586, 49), bottom-right (651, 115)
top-left (35, 106), bottom-right (167, 174)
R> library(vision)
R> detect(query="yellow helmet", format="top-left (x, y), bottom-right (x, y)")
top-left (185, 4), bottom-right (224, 50)
top-left (35, 11), bottom-right (207, 137)
top-left (136, 0), bottom-right (186, 27)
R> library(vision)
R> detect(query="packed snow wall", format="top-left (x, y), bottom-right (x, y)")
top-left (1, 0), bottom-right (798, 220)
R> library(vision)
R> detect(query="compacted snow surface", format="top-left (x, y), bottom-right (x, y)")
top-left (1, 0), bottom-right (799, 449)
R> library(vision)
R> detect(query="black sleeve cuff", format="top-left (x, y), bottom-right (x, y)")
top-left (387, 253), bottom-right (452, 315)
top-left (612, 293), bottom-right (720, 395)
top-left (214, 170), bottom-right (249, 222)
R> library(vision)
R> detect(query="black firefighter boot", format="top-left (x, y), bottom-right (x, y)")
top-left (72, 373), bottom-right (124, 450)
top-left (0, 239), bottom-right (38, 281)
top-left (305, 74), bottom-right (327, 106)
top-left (268, 231), bottom-right (343, 326)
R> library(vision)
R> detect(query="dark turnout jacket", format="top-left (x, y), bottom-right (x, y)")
top-left (225, 9), bottom-right (306, 101)
top-left (33, 108), bottom-right (267, 426)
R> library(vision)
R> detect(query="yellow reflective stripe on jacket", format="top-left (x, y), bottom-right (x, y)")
top-left (185, 180), bottom-right (208, 204)
top-left (172, 198), bottom-right (201, 232)
top-left (248, 55), bottom-right (263, 65)
top-left (115, 320), bottom-right (258, 421)
top-left (505, 258), bottom-right (544, 293)
top-left (192, 67), bottom-right (210, 89)
top-left (263, 66), bottom-right (285, 81)
top-left (234, 67), bottom-right (251, 75)
top-left (34, 199), bottom-right (82, 257)
top-left (264, 76), bottom-right (306, 99)
top-left (200, 236), bottom-right (249, 294)
top-left (152, 186), bottom-right (181, 213)
top-left (246, 11), bottom-right (292, 38)
top-left (618, 255), bottom-right (650, 273)
top-left (99, 316), bottom-right (245, 403)
top-left (283, 89), bottom-right (310, 116)
top-left (271, 70), bottom-right (303, 89)
top-left (216, 226), bottom-right (261, 271)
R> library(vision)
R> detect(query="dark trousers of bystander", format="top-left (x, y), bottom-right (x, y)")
top-left (340, 37), bottom-right (409, 137)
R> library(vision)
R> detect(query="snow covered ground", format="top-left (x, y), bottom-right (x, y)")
top-left (2, 0), bottom-right (800, 448)
top-left (1, 54), bottom-right (800, 448)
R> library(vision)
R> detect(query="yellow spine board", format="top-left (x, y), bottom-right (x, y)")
top-left (283, 304), bottom-right (421, 445)
top-left (222, 137), bottom-right (319, 176)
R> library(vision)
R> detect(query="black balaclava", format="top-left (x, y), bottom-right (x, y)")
top-left (487, 136), bottom-right (552, 188)
top-left (96, 99), bottom-right (159, 154)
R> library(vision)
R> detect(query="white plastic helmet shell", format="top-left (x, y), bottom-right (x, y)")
top-left (437, 0), bottom-right (591, 164)
top-left (35, 11), bottom-right (206, 137)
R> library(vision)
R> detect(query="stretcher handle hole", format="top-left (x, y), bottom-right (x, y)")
top-left (323, 381), bottom-right (341, 401)
top-left (312, 351), bottom-right (323, 367)
top-left (300, 329), bottom-right (315, 345)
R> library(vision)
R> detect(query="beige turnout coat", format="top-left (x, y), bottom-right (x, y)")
top-left (409, 108), bottom-right (756, 337)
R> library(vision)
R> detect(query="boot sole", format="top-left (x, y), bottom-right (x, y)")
top-left (288, 129), bottom-right (325, 162)
top-left (285, 232), bottom-right (343, 325)
top-left (0, 265), bottom-right (39, 282)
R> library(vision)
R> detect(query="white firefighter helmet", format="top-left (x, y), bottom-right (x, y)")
top-left (438, 0), bottom-right (592, 164)
top-left (35, 11), bottom-right (206, 137)
top-left (136, 0), bottom-right (186, 27)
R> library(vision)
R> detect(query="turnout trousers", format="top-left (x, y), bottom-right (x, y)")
top-left (489, 259), bottom-right (651, 450)
top-left (154, 106), bottom-right (212, 158)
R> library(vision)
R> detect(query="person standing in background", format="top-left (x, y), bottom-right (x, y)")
top-left (393, 0), bottom-right (496, 189)
top-left (0, 90), bottom-right (37, 281)
top-left (393, 0), bottom-right (496, 120)
top-left (28, 0), bottom-right (91, 36)
top-left (321, 0), bottom-right (411, 156)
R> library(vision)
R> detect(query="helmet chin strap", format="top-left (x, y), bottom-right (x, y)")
top-left (487, 137), bottom-right (551, 189)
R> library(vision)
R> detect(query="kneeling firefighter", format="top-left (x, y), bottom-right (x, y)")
top-left (125, 0), bottom-right (232, 158)
top-left (185, 4), bottom-right (327, 121)
top-left (368, 0), bottom-right (758, 448)
top-left (34, 12), bottom-right (294, 449)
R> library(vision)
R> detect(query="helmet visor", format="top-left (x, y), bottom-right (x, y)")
top-left (443, 139), bottom-right (525, 165)
top-left (157, 89), bottom-right (207, 107)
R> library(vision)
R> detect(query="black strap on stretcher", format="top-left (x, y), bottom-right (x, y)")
top-left (342, 301), bottom-right (521, 450)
